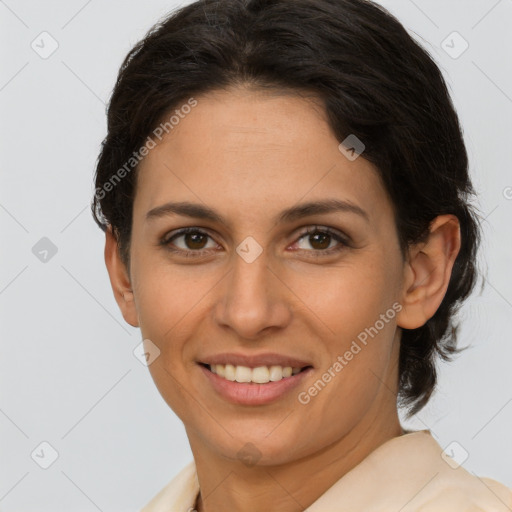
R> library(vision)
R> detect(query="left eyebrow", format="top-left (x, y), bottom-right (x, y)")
top-left (145, 198), bottom-right (369, 225)
top-left (277, 199), bottom-right (369, 224)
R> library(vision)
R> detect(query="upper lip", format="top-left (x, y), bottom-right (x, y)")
top-left (199, 352), bottom-right (313, 369)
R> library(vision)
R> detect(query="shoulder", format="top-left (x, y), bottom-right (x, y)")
top-left (383, 431), bottom-right (512, 511)
top-left (140, 460), bottom-right (199, 512)
top-left (414, 476), bottom-right (512, 511)
top-left (307, 430), bottom-right (512, 511)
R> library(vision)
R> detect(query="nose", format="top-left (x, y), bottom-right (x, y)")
top-left (213, 249), bottom-right (292, 339)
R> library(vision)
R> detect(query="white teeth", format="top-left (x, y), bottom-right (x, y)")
top-left (269, 365), bottom-right (283, 381)
top-left (208, 364), bottom-right (303, 383)
top-left (252, 366), bottom-right (270, 384)
top-left (235, 366), bottom-right (252, 383)
top-left (224, 364), bottom-right (236, 381)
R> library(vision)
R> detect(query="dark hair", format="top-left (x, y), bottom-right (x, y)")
top-left (92, 0), bottom-right (480, 417)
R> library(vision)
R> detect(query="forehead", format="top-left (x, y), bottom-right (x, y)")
top-left (134, 87), bottom-right (392, 227)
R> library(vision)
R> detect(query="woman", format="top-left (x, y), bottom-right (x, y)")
top-left (92, 0), bottom-right (512, 509)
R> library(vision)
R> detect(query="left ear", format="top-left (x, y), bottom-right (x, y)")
top-left (396, 214), bottom-right (461, 330)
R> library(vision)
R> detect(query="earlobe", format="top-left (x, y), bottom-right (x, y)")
top-left (397, 215), bottom-right (461, 330)
top-left (122, 290), bottom-right (134, 302)
top-left (104, 227), bottom-right (139, 328)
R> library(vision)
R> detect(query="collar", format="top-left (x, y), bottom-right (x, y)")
top-left (141, 430), bottom-right (512, 511)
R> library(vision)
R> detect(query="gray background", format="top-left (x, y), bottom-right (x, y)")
top-left (1, 0), bottom-right (511, 510)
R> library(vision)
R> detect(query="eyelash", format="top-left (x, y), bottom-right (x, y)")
top-left (160, 225), bottom-right (349, 259)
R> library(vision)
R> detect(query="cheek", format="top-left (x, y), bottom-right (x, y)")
top-left (285, 258), bottom-right (400, 414)
top-left (132, 257), bottom-right (212, 338)
top-left (130, 257), bottom-right (221, 411)
top-left (285, 255), bottom-right (400, 343)
top-left (295, 321), bottom-right (398, 448)
top-left (132, 264), bottom-right (210, 421)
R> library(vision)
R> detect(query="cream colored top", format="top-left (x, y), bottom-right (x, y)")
top-left (141, 430), bottom-right (512, 511)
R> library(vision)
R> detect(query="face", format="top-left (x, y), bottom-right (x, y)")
top-left (124, 87), bottom-right (407, 466)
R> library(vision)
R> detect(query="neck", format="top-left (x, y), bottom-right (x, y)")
top-left (188, 395), bottom-right (403, 511)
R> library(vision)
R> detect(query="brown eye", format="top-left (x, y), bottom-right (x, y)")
top-left (183, 232), bottom-right (208, 250)
top-left (307, 232), bottom-right (332, 250)
top-left (163, 228), bottom-right (218, 254)
top-left (292, 226), bottom-right (349, 256)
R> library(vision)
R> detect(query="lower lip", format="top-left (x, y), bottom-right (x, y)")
top-left (199, 364), bottom-right (313, 406)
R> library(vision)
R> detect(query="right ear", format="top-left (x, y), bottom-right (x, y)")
top-left (104, 226), bottom-right (139, 328)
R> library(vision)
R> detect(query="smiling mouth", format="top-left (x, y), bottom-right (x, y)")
top-left (200, 363), bottom-right (313, 384)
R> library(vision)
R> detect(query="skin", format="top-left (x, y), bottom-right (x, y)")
top-left (104, 86), bottom-right (461, 511)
